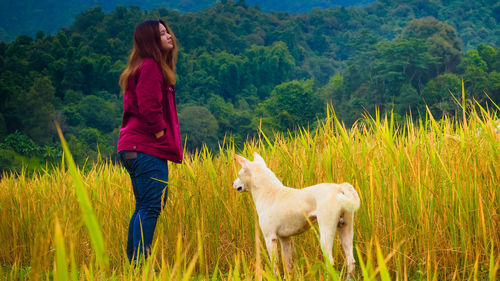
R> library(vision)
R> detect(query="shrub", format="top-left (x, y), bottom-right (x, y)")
top-left (4, 131), bottom-right (41, 156)
top-left (0, 148), bottom-right (21, 174)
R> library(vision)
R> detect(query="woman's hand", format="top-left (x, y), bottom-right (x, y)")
top-left (154, 130), bottom-right (165, 139)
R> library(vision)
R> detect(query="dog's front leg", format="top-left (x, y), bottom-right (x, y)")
top-left (279, 237), bottom-right (293, 276)
top-left (265, 236), bottom-right (279, 275)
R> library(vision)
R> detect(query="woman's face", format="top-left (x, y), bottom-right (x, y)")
top-left (159, 23), bottom-right (173, 51)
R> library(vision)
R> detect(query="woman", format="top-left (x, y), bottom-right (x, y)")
top-left (117, 19), bottom-right (183, 263)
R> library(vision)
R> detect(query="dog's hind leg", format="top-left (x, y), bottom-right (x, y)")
top-left (339, 211), bottom-right (356, 278)
top-left (279, 236), bottom-right (293, 276)
top-left (265, 236), bottom-right (279, 275)
top-left (318, 217), bottom-right (338, 265)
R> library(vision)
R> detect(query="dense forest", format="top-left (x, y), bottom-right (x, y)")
top-left (0, 0), bottom-right (499, 172)
top-left (0, 0), bottom-right (373, 41)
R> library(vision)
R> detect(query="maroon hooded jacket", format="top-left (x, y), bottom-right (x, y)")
top-left (117, 58), bottom-right (183, 163)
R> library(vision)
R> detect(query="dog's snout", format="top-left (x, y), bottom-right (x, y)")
top-left (233, 179), bottom-right (244, 192)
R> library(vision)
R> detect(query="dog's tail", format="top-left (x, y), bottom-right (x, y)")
top-left (336, 183), bottom-right (360, 212)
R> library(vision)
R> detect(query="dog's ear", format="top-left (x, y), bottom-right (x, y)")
top-left (235, 154), bottom-right (248, 168)
top-left (253, 152), bottom-right (266, 165)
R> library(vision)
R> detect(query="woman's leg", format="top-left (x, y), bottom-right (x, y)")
top-left (126, 210), bottom-right (139, 261)
top-left (121, 151), bottom-right (169, 262)
top-left (120, 151), bottom-right (140, 261)
top-left (126, 172), bottom-right (139, 262)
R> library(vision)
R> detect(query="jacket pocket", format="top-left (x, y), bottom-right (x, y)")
top-left (155, 133), bottom-right (168, 142)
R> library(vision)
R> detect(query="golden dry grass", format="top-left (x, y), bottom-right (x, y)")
top-left (0, 104), bottom-right (499, 280)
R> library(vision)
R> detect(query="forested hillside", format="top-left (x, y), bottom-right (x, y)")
top-left (0, 0), bottom-right (499, 172)
top-left (0, 0), bottom-right (372, 41)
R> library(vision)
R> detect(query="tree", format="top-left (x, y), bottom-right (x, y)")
top-left (401, 17), bottom-right (462, 74)
top-left (264, 79), bottom-right (320, 130)
top-left (396, 83), bottom-right (421, 115)
top-left (0, 149), bottom-right (22, 174)
top-left (214, 52), bottom-right (244, 101)
top-left (0, 70), bottom-right (25, 134)
top-left (73, 6), bottom-right (105, 34)
top-left (243, 42), bottom-right (295, 98)
top-left (457, 50), bottom-right (490, 101)
top-left (21, 77), bottom-right (56, 144)
top-left (318, 74), bottom-right (343, 105)
top-left (79, 128), bottom-right (102, 147)
top-left (0, 113), bottom-right (6, 139)
top-left (458, 50), bottom-right (488, 73)
top-left (178, 106), bottom-right (219, 151)
top-left (4, 131), bottom-right (41, 156)
top-left (493, 48), bottom-right (500, 72)
top-left (206, 94), bottom-right (253, 146)
top-left (76, 95), bottom-right (120, 133)
top-left (421, 73), bottom-right (462, 107)
top-left (487, 71), bottom-right (500, 104)
top-left (463, 66), bottom-right (490, 101)
top-left (371, 38), bottom-right (438, 105)
top-left (476, 44), bottom-right (497, 72)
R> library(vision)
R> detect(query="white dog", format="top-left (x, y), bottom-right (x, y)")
top-left (233, 152), bottom-right (360, 277)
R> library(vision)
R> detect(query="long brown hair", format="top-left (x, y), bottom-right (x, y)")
top-left (119, 19), bottom-right (178, 91)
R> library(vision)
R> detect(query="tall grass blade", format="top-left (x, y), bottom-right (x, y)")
top-left (375, 241), bottom-right (391, 281)
top-left (54, 218), bottom-right (69, 281)
top-left (488, 244), bottom-right (499, 281)
top-left (56, 124), bottom-right (108, 269)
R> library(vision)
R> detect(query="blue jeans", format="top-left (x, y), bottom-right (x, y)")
top-left (119, 151), bottom-right (169, 263)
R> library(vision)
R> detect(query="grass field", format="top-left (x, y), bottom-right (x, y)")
top-left (0, 101), bottom-right (499, 280)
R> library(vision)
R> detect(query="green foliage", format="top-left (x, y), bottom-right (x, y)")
top-left (205, 94), bottom-right (253, 147)
top-left (318, 74), bottom-right (343, 104)
top-left (21, 77), bottom-right (57, 144)
top-left (179, 106), bottom-right (219, 151)
top-left (396, 83), bottom-right (420, 114)
top-left (401, 17), bottom-right (462, 74)
top-left (421, 73), bottom-right (461, 117)
top-left (66, 134), bottom-right (93, 165)
top-left (1, 131), bottom-right (61, 172)
top-left (0, 113), bottom-right (7, 139)
top-left (477, 43), bottom-right (498, 72)
top-left (76, 95), bottom-right (120, 133)
top-left (79, 128), bottom-right (102, 147)
top-left (4, 131), bottom-right (41, 156)
top-left (0, 149), bottom-right (22, 174)
top-left (243, 42), bottom-right (295, 97)
top-left (264, 80), bottom-right (321, 130)
top-left (488, 71), bottom-right (500, 104)
top-left (372, 38), bottom-right (438, 97)
top-left (459, 50), bottom-right (489, 72)
top-left (0, 0), bottom-right (499, 167)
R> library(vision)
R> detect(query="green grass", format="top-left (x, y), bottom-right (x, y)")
top-left (0, 101), bottom-right (499, 280)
